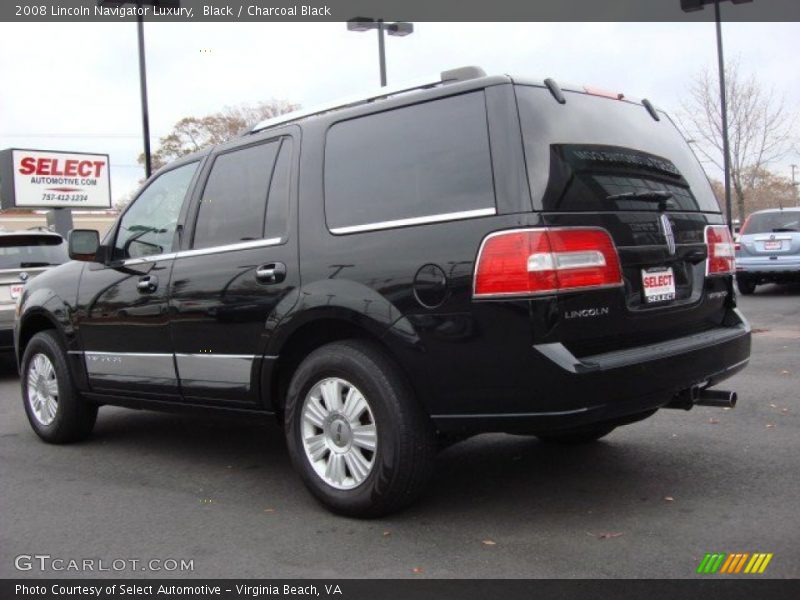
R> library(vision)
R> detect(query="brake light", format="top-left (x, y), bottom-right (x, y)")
top-left (705, 225), bottom-right (736, 275)
top-left (473, 228), bottom-right (623, 298)
top-left (584, 85), bottom-right (625, 100)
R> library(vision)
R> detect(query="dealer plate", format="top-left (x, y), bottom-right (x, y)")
top-left (764, 240), bottom-right (783, 251)
top-left (642, 266), bottom-right (675, 304)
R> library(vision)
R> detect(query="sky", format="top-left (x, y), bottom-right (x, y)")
top-left (1, 21), bottom-right (798, 203)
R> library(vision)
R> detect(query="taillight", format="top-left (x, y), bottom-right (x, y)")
top-left (473, 228), bottom-right (623, 298)
top-left (705, 225), bottom-right (736, 276)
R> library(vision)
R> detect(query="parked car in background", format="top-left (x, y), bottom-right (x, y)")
top-left (735, 208), bottom-right (800, 294)
top-left (0, 231), bottom-right (68, 352)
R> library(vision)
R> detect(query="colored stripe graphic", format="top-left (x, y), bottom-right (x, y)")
top-left (699, 552), bottom-right (773, 574)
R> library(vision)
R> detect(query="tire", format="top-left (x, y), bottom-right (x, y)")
top-left (536, 425), bottom-right (616, 445)
top-left (284, 340), bottom-right (436, 517)
top-left (21, 331), bottom-right (97, 444)
top-left (736, 275), bottom-right (756, 295)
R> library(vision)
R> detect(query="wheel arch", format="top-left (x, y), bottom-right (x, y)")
top-left (17, 310), bottom-right (64, 365)
top-left (265, 312), bottom-right (425, 416)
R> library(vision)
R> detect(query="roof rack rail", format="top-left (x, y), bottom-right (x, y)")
top-left (250, 65), bottom-right (487, 133)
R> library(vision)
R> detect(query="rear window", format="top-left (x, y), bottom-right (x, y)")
top-left (741, 211), bottom-right (800, 234)
top-left (324, 92), bottom-right (496, 233)
top-left (0, 234), bottom-right (68, 269)
top-left (515, 85), bottom-right (721, 213)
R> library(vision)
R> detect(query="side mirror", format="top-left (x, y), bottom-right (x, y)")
top-left (68, 229), bottom-right (101, 262)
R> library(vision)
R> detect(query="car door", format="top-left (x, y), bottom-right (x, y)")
top-left (76, 159), bottom-right (202, 398)
top-left (168, 133), bottom-right (299, 405)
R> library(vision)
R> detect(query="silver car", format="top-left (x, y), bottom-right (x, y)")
top-left (735, 207), bottom-right (800, 294)
top-left (0, 231), bottom-right (69, 352)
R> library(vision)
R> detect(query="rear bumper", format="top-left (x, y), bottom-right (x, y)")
top-left (432, 309), bottom-right (751, 433)
top-left (736, 256), bottom-right (800, 275)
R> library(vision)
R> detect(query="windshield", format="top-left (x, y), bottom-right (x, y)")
top-left (515, 85), bottom-right (721, 213)
top-left (0, 235), bottom-right (68, 269)
top-left (741, 212), bottom-right (800, 234)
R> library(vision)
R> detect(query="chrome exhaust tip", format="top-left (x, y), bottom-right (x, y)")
top-left (694, 389), bottom-right (737, 409)
top-left (666, 386), bottom-right (737, 410)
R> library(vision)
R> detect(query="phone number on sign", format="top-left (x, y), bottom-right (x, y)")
top-left (41, 193), bottom-right (89, 203)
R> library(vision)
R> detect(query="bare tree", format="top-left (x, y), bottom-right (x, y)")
top-left (678, 60), bottom-right (797, 220)
top-left (139, 99), bottom-right (299, 171)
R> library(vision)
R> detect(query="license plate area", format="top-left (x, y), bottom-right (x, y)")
top-left (763, 240), bottom-right (783, 251)
top-left (10, 284), bottom-right (24, 300)
top-left (641, 266), bottom-right (676, 304)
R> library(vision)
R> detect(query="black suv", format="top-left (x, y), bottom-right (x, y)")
top-left (15, 67), bottom-right (751, 516)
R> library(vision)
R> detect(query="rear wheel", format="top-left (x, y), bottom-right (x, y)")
top-left (536, 425), bottom-right (616, 445)
top-left (21, 331), bottom-right (97, 443)
top-left (284, 340), bottom-right (436, 517)
top-left (736, 275), bottom-right (756, 295)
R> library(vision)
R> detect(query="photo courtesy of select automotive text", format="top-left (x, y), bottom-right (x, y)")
top-left (1, 1), bottom-right (799, 598)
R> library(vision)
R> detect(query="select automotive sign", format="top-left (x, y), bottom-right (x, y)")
top-left (0, 148), bottom-right (111, 209)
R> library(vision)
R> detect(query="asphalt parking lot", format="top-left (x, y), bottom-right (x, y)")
top-left (1, 285), bottom-right (798, 579)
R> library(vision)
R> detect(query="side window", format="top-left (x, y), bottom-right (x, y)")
top-left (264, 139), bottom-right (293, 241)
top-left (193, 140), bottom-right (281, 249)
top-left (114, 161), bottom-right (198, 260)
top-left (324, 92), bottom-right (496, 233)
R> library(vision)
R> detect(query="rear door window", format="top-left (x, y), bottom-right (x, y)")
top-left (324, 92), bottom-right (496, 233)
top-left (515, 85), bottom-right (721, 213)
top-left (193, 141), bottom-right (280, 249)
top-left (193, 138), bottom-right (292, 249)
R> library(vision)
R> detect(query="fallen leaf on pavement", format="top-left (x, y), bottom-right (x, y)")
top-left (596, 532), bottom-right (624, 539)
top-left (482, 539), bottom-right (497, 546)
top-left (770, 403), bottom-right (778, 408)
top-left (708, 418), bottom-right (719, 425)
top-left (664, 496), bottom-right (675, 502)
top-left (766, 423), bottom-right (775, 429)
top-left (780, 370), bottom-right (789, 375)
top-left (382, 531), bottom-right (391, 537)
top-left (412, 567), bottom-right (424, 574)
top-left (263, 508), bottom-right (275, 513)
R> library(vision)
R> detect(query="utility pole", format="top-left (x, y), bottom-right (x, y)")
top-left (792, 164), bottom-right (799, 207)
top-left (680, 0), bottom-right (753, 232)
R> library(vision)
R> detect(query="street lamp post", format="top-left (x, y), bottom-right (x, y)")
top-left (680, 0), bottom-right (753, 231)
top-left (347, 18), bottom-right (414, 87)
top-left (97, 0), bottom-right (179, 179)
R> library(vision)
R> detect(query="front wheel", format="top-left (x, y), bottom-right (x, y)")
top-left (284, 340), bottom-right (436, 517)
top-left (21, 331), bottom-right (97, 443)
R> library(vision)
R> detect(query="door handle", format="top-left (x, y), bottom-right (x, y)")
top-left (255, 262), bottom-right (286, 284)
top-left (137, 275), bottom-right (158, 293)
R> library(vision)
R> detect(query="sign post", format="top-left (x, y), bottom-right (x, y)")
top-left (0, 148), bottom-right (112, 237)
